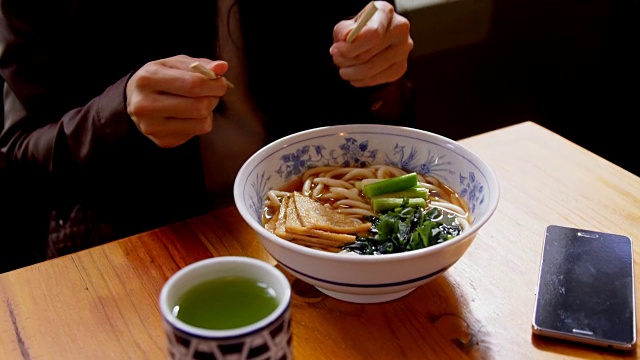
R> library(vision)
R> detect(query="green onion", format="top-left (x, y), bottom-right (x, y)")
top-left (363, 173), bottom-right (418, 198)
top-left (373, 187), bottom-right (428, 200)
top-left (371, 197), bottom-right (426, 212)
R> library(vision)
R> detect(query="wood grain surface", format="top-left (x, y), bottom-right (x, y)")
top-left (1, 121), bottom-right (638, 359)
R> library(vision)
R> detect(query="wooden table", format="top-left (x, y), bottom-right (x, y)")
top-left (1, 121), bottom-right (638, 359)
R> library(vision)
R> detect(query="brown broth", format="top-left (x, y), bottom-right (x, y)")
top-left (262, 167), bottom-right (471, 228)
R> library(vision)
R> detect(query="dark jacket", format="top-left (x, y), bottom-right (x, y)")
top-left (0, 0), bottom-right (415, 270)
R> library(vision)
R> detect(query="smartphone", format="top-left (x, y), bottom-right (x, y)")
top-left (532, 225), bottom-right (637, 350)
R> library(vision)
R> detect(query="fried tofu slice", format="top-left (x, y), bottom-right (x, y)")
top-left (273, 197), bottom-right (291, 240)
top-left (285, 198), bottom-right (356, 244)
top-left (267, 195), bottom-right (356, 250)
top-left (265, 208), bottom-right (278, 233)
top-left (292, 191), bottom-right (371, 234)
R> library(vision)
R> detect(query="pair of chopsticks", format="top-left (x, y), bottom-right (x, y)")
top-left (189, 62), bottom-right (235, 88)
top-left (346, 1), bottom-right (378, 43)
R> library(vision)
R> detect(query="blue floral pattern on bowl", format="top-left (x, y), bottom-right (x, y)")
top-left (246, 135), bottom-right (488, 222)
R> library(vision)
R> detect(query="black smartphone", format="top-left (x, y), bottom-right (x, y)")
top-left (532, 225), bottom-right (637, 350)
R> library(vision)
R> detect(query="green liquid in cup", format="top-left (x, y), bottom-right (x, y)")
top-left (174, 276), bottom-right (279, 330)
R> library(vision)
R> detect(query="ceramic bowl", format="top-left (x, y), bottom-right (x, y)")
top-left (233, 124), bottom-right (499, 303)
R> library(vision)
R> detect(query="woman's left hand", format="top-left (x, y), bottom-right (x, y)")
top-left (330, 1), bottom-right (414, 88)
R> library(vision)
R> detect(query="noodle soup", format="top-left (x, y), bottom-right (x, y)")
top-left (235, 124), bottom-right (499, 302)
top-left (261, 165), bottom-right (471, 254)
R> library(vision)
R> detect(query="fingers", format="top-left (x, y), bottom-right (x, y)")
top-left (345, 1), bottom-right (381, 43)
top-left (330, 2), bottom-right (413, 87)
top-left (126, 55), bottom-right (230, 147)
top-left (345, 61), bottom-right (408, 88)
top-left (136, 55), bottom-right (230, 98)
top-left (159, 54), bottom-right (230, 79)
top-left (139, 115), bottom-right (215, 149)
top-left (333, 2), bottom-right (392, 44)
top-left (128, 89), bottom-right (219, 122)
top-left (128, 92), bottom-right (219, 148)
top-left (337, 38), bottom-right (412, 86)
top-left (333, 15), bottom-right (410, 67)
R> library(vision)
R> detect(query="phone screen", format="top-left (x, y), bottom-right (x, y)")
top-left (532, 225), bottom-right (637, 350)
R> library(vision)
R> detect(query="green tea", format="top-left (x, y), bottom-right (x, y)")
top-left (174, 276), bottom-right (279, 330)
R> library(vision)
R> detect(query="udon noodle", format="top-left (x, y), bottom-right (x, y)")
top-left (262, 165), bottom-right (471, 253)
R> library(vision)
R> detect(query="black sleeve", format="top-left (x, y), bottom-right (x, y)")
top-left (0, 0), bottom-right (211, 258)
top-left (0, 0), bottom-right (137, 180)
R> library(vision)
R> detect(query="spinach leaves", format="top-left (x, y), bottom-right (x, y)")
top-left (343, 199), bottom-right (462, 255)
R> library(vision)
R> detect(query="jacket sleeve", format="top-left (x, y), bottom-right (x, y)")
top-left (0, 0), bottom-right (138, 180)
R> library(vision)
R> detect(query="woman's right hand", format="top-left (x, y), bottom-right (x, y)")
top-left (126, 55), bottom-right (231, 148)
top-left (330, 1), bottom-right (413, 88)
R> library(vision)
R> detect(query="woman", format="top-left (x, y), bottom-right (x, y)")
top-left (0, 0), bottom-right (415, 269)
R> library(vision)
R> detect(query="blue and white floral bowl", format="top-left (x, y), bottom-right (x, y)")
top-left (233, 124), bottom-right (499, 303)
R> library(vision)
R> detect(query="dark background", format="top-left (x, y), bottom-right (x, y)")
top-left (1, 0), bottom-right (638, 272)
top-left (405, 0), bottom-right (639, 176)
top-left (2, 1), bottom-right (638, 174)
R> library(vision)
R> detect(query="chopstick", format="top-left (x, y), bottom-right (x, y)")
top-left (346, 1), bottom-right (378, 43)
top-left (189, 62), bottom-right (235, 88)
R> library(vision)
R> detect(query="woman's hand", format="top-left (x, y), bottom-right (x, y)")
top-left (126, 55), bottom-right (231, 148)
top-left (330, 1), bottom-right (413, 88)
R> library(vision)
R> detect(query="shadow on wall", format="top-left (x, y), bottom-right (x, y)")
top-left (402, 0), bottom-right (639, 176)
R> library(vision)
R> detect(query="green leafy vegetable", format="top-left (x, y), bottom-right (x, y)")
top-left (343, 199), bottom-right (462, 255)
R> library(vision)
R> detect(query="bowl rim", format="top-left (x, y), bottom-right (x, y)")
top-left (233, 124), bottom-right (500, 263)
